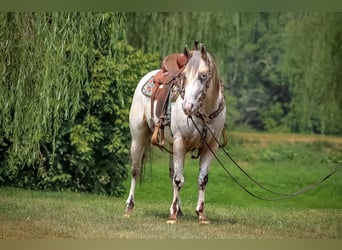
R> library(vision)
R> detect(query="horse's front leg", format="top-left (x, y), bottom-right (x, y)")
top-left (167, 137), bottom-right (185, 223)
top-left (196, 143), bottom-right (217, 224)
top-left (168, 148), bottom-right (183, 217)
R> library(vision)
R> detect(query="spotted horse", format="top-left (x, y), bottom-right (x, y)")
top-left (125, 41), bottom-right (226, 224)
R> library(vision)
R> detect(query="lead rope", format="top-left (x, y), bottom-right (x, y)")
top-left (190, 115), bottom-right (342, 201)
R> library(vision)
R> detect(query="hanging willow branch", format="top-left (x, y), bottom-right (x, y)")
top-left (0, 12), bottom-right (125, 169)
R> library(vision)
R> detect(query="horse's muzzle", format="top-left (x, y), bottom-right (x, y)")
top-left (182, 102), bottom-right (194, 116)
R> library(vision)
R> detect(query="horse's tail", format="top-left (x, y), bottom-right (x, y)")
top-left (138, 138), bottom-right (152, 185)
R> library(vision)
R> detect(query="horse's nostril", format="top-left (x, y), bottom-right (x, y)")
top-left (183, 102), bottom-right (193, 116)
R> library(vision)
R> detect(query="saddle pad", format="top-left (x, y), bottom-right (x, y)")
top-left (141, 76), bottom-right (155, 97)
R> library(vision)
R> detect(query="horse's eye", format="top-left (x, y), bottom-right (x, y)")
top-left (199, 72), bottom-right (208, 81)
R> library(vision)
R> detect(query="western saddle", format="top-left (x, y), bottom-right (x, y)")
top-left (147, 53), bottom-right (189, 150)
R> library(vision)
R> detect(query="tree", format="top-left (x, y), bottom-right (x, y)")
top-left (39, 42), bottom-right (159, 195)
top-left (0, 13), bottom-right (160, 195)
top-left (0, 13), bottom-right (114, 171)
top-left (282, 13), bottom-right (342, 134)
top-left (225, 13), bottom-right (290, 131)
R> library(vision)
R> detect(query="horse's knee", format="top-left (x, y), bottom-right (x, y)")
top-left (198, 173), bottom-right (208, 190)
top-left (131, 165), bottom-right (140, 178)
top-left (173, 175), bottom-right (184, 190)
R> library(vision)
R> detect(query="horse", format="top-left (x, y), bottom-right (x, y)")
top-left (124, 42), bottom-right (226, 224)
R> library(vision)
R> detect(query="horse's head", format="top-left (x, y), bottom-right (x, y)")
top-left (181, 42), bottom-right (220, 117)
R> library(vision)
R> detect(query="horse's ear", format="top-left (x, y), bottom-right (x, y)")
top-left (183, 45), bottom-right (190, 58)
top-left (193, 40), bottom-right (199, 50)
top-left (201, 44), bottom-right (207, 60)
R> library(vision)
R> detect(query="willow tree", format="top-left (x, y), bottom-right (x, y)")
top-left (282, 13), bottom-right (342, 134)
top-left (125, 12), bottom-right (235, 77)
top-left (0, 13), bottom-right (126, 179)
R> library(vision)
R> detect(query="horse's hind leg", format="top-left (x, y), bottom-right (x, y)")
top-left (124, 121), bottom-right (151, 217)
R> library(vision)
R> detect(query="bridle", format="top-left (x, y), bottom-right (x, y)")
top-left (174, 53), bottom-right (225, 121)
top-left (174, 54), bottom-right (228, 157)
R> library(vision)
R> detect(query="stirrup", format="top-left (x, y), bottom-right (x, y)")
top-left (151, 123), bottom-right (165, 148)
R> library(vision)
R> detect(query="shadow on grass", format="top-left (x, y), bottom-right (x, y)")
top-left (143, 207), bottom-right (238, 225)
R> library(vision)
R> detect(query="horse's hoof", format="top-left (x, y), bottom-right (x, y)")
top-left (124, 208), bottom-right (133, 218)
top-left (197, 212), bottom-right (209, 224)
top-left (166, 219), bottom-right (177, 224)
top-left (167, 213), bottom-right (177, 224)
top-left (199, 219), bottom-right (210, 225)
top-left (124, 213), bottom-right (132, 218)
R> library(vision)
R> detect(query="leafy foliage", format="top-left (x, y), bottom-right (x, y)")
top-left (225, 13), bottom-right (290, 131)
top-left (0, 13), bottom-right (100, 167)
top-left (5, 42), bottom-right (159, 195)
top-left (0, 13), bottom-right (159, 196)
top-left (47, 42), bottom-right (159, 195)
top-left (281, 13), bottom-right (342, 134)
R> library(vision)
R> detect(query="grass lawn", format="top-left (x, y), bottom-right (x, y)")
top-left (0, 132), bottom-right (341, 239)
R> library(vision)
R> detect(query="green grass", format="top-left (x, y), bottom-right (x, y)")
top-left (0, 187), bottom-right (341, 239)
top-left (0, 132), bottom-right (341, 239)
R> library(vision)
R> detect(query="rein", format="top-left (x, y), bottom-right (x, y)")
top-left (190, 115), bottom-right (342, 201)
